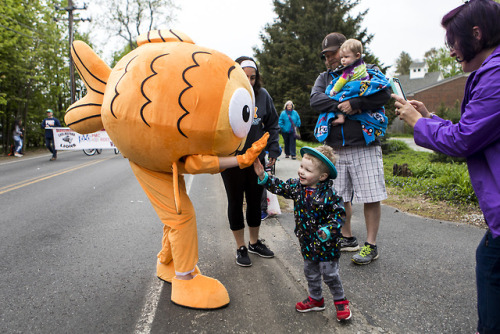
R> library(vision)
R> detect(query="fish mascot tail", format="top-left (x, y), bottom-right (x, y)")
top-left (64, 41), bottom-right (111, 134)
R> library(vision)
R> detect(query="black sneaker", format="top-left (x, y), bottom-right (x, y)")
top-left (248, 239), bottom-right (274, 258)
top-left (340, 236), bottom-right (360, 252)
top-left (236, 246), bottom-right (252, 267)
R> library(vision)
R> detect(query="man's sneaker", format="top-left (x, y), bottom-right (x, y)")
top-left (236, 246), bottom-right (252, 267)
top-left (14, 152), bottom-right (23, 157)
top-left (334, 299), bottom-right (352, 321)
top-left (352, 243), bottom-right (379, 265)
top-left (261, 211), bottom-right (269, 220)
top-left (296, 296), bottom-right (325, 312)
top-left (340, 236), bottom-right (360, 251)
top-left (248, 239), bottom-right (274, 258)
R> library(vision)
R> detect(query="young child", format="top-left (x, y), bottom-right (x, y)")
top-left (318, 38), bottom-right (389, 145)
top-left (253, 145), bottom-right (352, 321)
top-left (329, 38), bottom-right (370, 125)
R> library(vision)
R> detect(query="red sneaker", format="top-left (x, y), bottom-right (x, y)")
top-left (334, 299), bottom-right (352, 321)
top-left (295, 296), bottom-right (325, 312)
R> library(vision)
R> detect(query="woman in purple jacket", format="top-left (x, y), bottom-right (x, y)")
top-left (393, 1), bottom-right (500, 333)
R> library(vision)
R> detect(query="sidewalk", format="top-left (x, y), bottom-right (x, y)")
top-left (274, 155), bottom-right (300, 180)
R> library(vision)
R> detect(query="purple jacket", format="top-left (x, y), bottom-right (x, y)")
top-left (414, 45), bottom-right (500, 238)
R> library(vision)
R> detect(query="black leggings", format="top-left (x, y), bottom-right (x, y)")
top-left (221, 165), bottom-right (264, 231)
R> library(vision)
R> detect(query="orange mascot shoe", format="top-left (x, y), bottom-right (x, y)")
top-left (171, 275), bottom-right (230, 309)
top-left (65, 29), bottom-right (267, 310)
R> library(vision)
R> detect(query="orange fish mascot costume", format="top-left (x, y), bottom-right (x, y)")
top-left (65, 29), bottom-right (268, 309)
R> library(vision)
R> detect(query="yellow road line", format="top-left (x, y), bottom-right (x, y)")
top-left (0, 160), bottom-right (101, 191)
top-left (0, 157), bottom-right (114, 195)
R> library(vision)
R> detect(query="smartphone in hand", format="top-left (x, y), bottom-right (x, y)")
top-left (390, 77), bottom-right (407, 100)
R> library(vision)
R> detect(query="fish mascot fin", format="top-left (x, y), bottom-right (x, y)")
top-left (65, 41), bottom-right (111, 134)
top-left (136, 29), bottom-right (194, 46)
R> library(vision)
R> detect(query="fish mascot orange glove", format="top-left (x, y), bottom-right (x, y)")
top-left (65, 29), bottom-right (267, 310)
top-left (237, 132), bottom-right (269, 168)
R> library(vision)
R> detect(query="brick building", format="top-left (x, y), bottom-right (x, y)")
top-left (389, 62), bottom-right (469, 133)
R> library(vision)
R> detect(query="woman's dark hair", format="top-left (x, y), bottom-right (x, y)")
top-left (235, 56), bottom-right (262, 97)
top-left (442, 0), bottom-right (500, 62)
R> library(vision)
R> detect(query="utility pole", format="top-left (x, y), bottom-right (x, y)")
top-left (57, 1), bottom-right (90, 104)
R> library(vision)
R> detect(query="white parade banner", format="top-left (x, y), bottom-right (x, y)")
top-left (52, 127), bottom-right (117, 150)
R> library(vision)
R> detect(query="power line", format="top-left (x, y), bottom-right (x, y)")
top-left (0, 22), bottom-right (53, 45)
top-left (0, 11), bottom-right (67, 45)
top-left (0, 12), bottom-right (38, 32)
top-left (0, 22), bottom-right (34, 39)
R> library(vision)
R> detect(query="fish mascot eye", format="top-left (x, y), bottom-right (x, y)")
top-left (65, 29), bottom-right (268, 309)
top-left (228, 88), bottom-right (254, 137)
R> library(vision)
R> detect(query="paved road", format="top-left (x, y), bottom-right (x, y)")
top-left (1, 151), bottom-right (160, 333)
top-left (0, 151), bottom-right (484, 333)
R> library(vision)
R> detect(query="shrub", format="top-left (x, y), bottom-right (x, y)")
top-left (437, 100), bottom-right (462, 123)
top-left (381, 138), bottom-right (411, 154)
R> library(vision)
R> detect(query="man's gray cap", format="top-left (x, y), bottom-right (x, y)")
top-left (321, 32), bottom-right (346, 54)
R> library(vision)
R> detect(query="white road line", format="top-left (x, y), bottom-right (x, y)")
top-left (133, 278), bottom-right (164, 334)
top-left (0, 153), bottom-right (54, 165)
top-left (0, 150), bottom-right (79, 166)
top-left (133, 174), bottom-right (194, 334)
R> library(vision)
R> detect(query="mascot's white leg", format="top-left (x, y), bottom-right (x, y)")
top-left (129, 162), bottom-right (230, 309)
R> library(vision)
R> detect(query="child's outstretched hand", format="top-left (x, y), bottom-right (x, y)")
top-left (253, 159), bottom-right (266, 180)
top-left (237, 132), bottom-right (269, 169)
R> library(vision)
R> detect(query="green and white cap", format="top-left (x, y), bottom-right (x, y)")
top-left (300, 146), bottom-right (337, 179)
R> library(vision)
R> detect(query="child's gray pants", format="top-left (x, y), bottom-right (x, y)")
top-left (303, 259), bottom-right (345, 301)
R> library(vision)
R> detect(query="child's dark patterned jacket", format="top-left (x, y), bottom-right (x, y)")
top-left (258, 173), bottom-right (346, 261)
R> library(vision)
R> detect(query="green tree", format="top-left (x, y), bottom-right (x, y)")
top-left (424, 47), bottom-right (463, 78)
top-left (395, 51), bottom-right (412, 75)
top-left (255, 0), bottom-right (379, 141)
top-left (110, 43), bottom-right (135, 68)
top-left (0, 0), bottom-right (73, 153)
